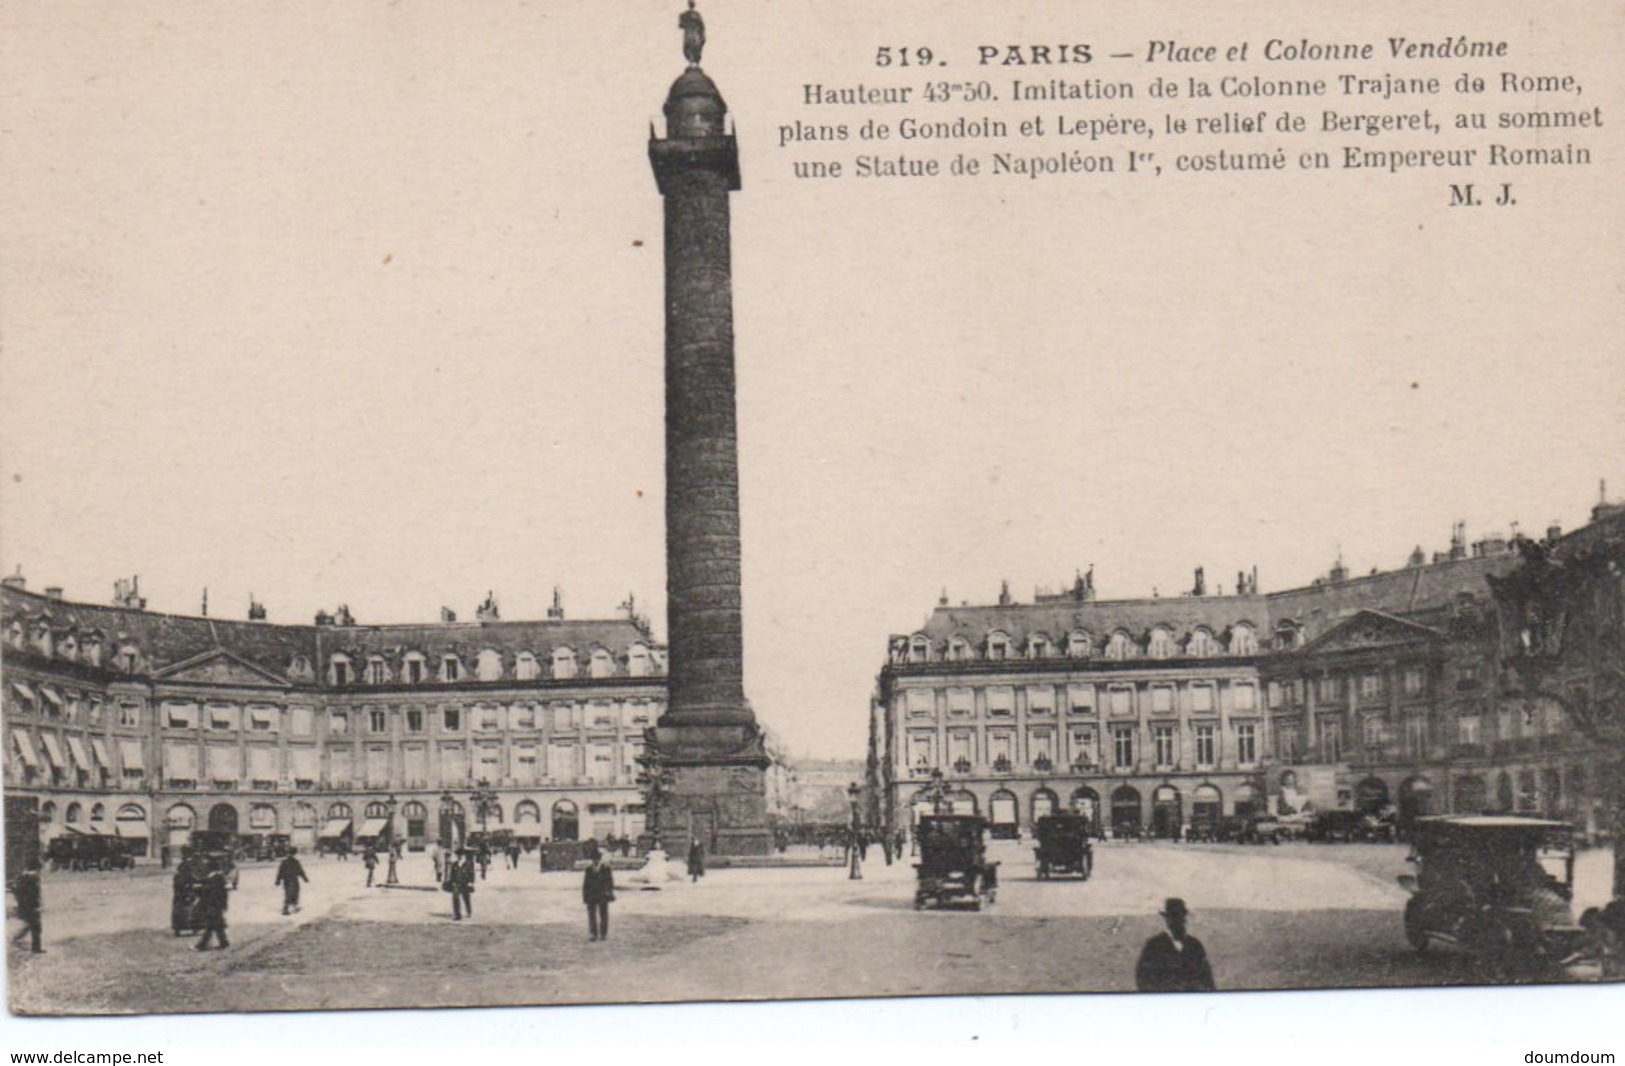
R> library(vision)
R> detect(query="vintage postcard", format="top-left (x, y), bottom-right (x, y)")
top-left (2, 0), bottom-right (1622, 1043)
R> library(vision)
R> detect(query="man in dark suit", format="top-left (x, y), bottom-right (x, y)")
top-left (194, 869), bottom-right (231, 951)
top-left (582, 845), bottom-right (615, 942)
top-left (449, 851), bottom-right (475, 920)
top-left (11, 859), bottom-right (43, 954)
top-left (1134, 897), bottom-right (1215, 991)
top-left (274, 848), bottom-right (309, 915)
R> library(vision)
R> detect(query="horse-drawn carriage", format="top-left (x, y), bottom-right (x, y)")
top-left (1033, 813), bottom-right (1093, 879)
top-left (913, 814), bottom-right (998, 911)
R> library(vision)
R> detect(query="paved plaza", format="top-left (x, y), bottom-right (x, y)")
top-left (7, 841), bottom-right (1617, 1015)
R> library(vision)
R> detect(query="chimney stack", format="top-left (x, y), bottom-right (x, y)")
top-left (45, 586), bottom-right (63, 602)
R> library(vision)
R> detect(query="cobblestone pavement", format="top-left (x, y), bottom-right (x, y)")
top-left (7, 842), bottom-right (1616, 1015)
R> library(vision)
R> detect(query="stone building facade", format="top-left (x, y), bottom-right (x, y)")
top-left (873, 508), bottom-right (1621, 841)
top-left (2, 581), bottom-right (668, 856)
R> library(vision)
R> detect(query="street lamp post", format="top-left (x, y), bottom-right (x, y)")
top-left (847, 781), bottom-right (863, 881)
top-left (438, 790), bottom-right (458, 851)
top-left (383, 793), bottom-right (399, 885)
top-left (471, 778), bottom-right (496, 835)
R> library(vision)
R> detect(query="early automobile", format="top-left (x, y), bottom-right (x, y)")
top-left (44, 831), bottom-right (136, 871)
top-left (1397, 815), bottom-right (1587, 977)
top-left (913, 814), bottom-right (998, 910)
top-left (1033, 813), bottom-right (1093, 879)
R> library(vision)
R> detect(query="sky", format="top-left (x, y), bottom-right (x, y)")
top-left (3, 0), bottom-right (1622, 764)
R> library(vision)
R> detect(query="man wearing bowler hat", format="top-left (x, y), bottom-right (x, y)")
top-left (1135, 897), bottom-right (1215, 991)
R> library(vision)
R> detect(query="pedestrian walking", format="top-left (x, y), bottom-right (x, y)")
top-left (429, 841), bottom-right (443, 883)
top-left (583, 846), bottom-right (615, 941)
top-left (687, 838), bottom-right (706, 883)
top-left (194, 869), bottom-right (231, 951)
top-left (447, 851), bottom-right (475, 920)
top-left (506, 840), bottom-right (521, 870)
top-left (476, 842), bottom-right (491, 881)
top-left (171, 850), bottom-right (198, 935)
top-left (11, 858), bottom-right (43, 954)
top-left (1134, 898), bottom-right (1214, 992)
top-left (362, 845), bottom-right (379, 887)
top-left (274, 848), bottom-right (308, 915)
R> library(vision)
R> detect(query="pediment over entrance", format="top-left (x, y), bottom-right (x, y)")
top-left (154, 649), bottom-right (289, 688)
top-left (1298, 610), bottom-right (1440, 655)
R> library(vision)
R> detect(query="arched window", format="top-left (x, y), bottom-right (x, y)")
top-left (514, 799), bottom-right (541, 824)
top-left (477, 649), bottom-right (503, 682)
top-left (589, 648), bottom-right (615, 679)
top-left (363, 800), bottom-right (391, 819)
top-left (1067, 630), bottom-right (1093, 658)
top-left (1148, 626), bottom-right (1175, 659)
top-left (1028, 633), bottom-right (1052, 659)
top-left (249, 804), bottom-right (277, 830)
top-left (65, 802), bottom-right (83, 823)
top-left (287, 655), bottom-right (314, 682)
top-left (5, 621), bottom-right (23, 648)
top-left (327, 802), bottom-right (352, 820)
top-left (165, 804), bottom-right (195, 830)
top-left (40, 801), bottom-right (56, 824)
top-left (515, 652), bottom-right (540, 681)
top-left (1106, 630), bottom-right (1135, 660)
top-left (89, 803), bottom-right (106, 823)
top-left (329, 654), bottom-right (353, 686)
top-left (441, 655), bottom-right (463, 683)
top-left (1186, 628), bottom-right (1215, 658)
top-left (116, 643), bottom-right (141, 673)
top-left (116, 803), bottom-right (146, 823)
top-left (986, 631), bottom-right (1011, 660)
top-left (365, 656), bottom-right (389, 685)
top-left (403, 652), bottom-right (428, 685)
top-left (1231, 623), bottom-right (1258, 655)
top-left (626, 644), bottom-right (652, 677)
top-left (908, 636), bottom-right (931, 663)
top-left (291, 803), bottom-right (317, 829)
top-left (552, 647), bottom-right (578, 680)
top-left (948, 637), bottom-right (972, 661)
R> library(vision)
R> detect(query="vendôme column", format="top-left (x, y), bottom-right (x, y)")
top-left (648, 3), bottom-right (772, 857)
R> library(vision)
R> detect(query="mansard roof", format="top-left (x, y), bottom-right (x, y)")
top-left (916, 596), bottom-right (1265, 644)
top-left (1, 585), bottom-right (659, 684)
top-left (1265, 553), bottom-right (1515, 641)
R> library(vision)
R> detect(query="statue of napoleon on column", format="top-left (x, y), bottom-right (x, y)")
top-left (680, 1), bottom-right (705, 66)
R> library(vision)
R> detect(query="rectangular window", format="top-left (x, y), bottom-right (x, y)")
top-left (948, 732), bottom-right (972, 768)
top-left (165, 703), bottom-right (197, 730)
top-left (208, 705), bottom-right (238, 731)
top-left (1151, 686), bottom-right (1174, 714)
top-left (1231, 684), bottom-right (1255, 712)
top-left (1236, 723), bottom-right (1257, 766)
top-left (1319, 677), bottom-right (1341, 701)
top-left (908, 733), bottom-right (934, 770)
top-left (289, 707), bottom-right (314, 736)
top-left (481, 707), bottom-right (504, 732)
top-left (402, 745), bottom-right (427, 784)
top-left (442, 708), bottom-right (461, 732)
top-left (1028, 729), bottom-right (1054, 765)
top-left (405, 709), bottom-right (424, 733)
top-left (119, 703), bottom-right (141, 728)
top-left (1069, 728), bottom-right (1097, 768)
top-left (985, 688), bottom-right (1014, 718)
top-left (904, 689), bottom-right (934, 718)
top-left (1067, 684), bottom-right (1095, 716)
top-left (1406, 717), bottom-right (1428, 756)
top-left (515, 744), bottom-right (538, 783)
top-left (1458, 715), bottom-right (1481, 746)
top-left (477, 744), bottom-right (502, 780)
top-left (1108, 687), bottom-right (1134, 717)
top-left (366, 660), bottom-right (387, 685)
top-left (590, 703), bottom-right (615, 729)
top-left (511, 704), bottom-right (536, 731)
top-left (1276, 722), bottom-right (1300, 762)
top-left (1153, 724), bottom-right (1177, 768)
top-left (369, 709), bottom-right (388, 734)
top-left (1112, 726), bottom-right (1135, 770)
top-left (329, 711), bottom-right (349, 735)
top-left (1191, 685), bottom-right (1216, 713)
top-left (1403, 668), bottom-right (1424, 696)
top-left (1267, 682), bottom-right (1283, 709)
top-left (947, 688), bottom-right (973, 718)
top-left (1194, 724), bottom-right (1216, 768)
top-left (1321, 718), bottom-right (1343, 762)
top-left (1026, 686), bottom-right (1055, 716)
top-left (329, 747), bottom-right (352, 784)
top-left (588, 744), bottom-right (615, 783)
top-left (988, 732), bottom-right (1013, 767)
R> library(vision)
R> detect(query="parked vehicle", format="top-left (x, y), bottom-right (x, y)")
top-left (1307, 809), bottom-right (1364, 843)
top-left (45, 832), bottom-right (136, 871)
top-left (1397, 815), bottom-right (1588, 978)
top-left (188, 830), bottom-right (240, 889)
top-left (1033, 814), bottom-right (1093, 879)
top-left (913, 815), bottom-right (998, 910)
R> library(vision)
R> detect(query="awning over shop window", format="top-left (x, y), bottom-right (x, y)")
top-left (66, 736), bottom-right (91, 770)
top-left (40, 687), bottom-right (63, 711)
top-left (356, 818), bottom-right (390, 839)
top-left (318, 818), bottom-right (352, 839)
top-left (91, 738), bottom-right (111, 770)
top-left (12, 732), bottom-right (41, 768)
top-left (114, 823), bottom-right (146, 838)
top-left (118, 739), bottom-right (144, 771)
top-left (38, 734), bottom-right (65, 767)
top-left (10, 680), bottom-right (36, 704)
